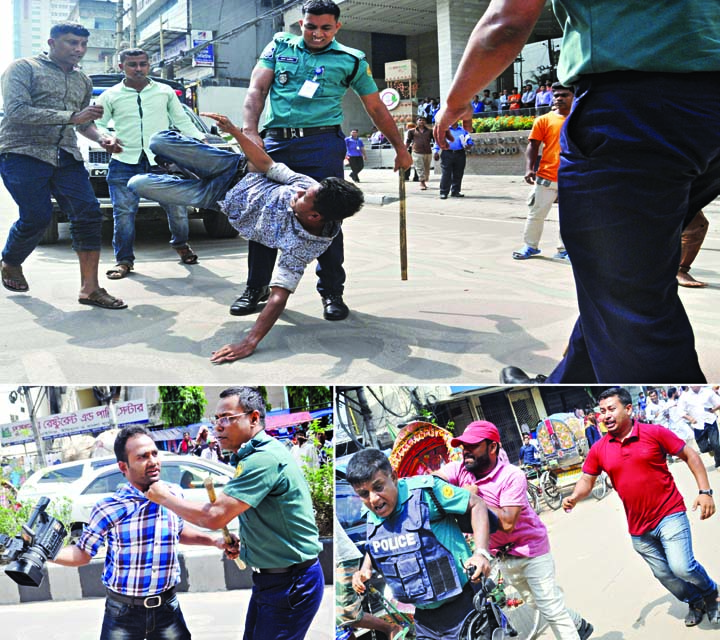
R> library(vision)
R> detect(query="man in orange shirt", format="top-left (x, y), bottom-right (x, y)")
top-left (513, 83), bottom-right (574, 261)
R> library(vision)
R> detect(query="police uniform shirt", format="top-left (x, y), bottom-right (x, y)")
top-left (224, 430), bottom-right (322, 569)
top-left (257, 32), bottom-right (378, 129)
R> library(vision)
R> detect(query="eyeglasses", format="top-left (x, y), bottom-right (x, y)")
top-left (209, 412), bottom-right (249, 427)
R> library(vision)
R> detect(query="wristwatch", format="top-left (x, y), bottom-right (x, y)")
top-left (699, 489), bottom-right (714, 497)
top-left (476, 548), bottom-right (493, 562)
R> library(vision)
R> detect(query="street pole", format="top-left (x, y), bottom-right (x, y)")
top-left (355, 387), bottom-right (379, 448)
top-left (22, 387), bottom-right (47, 468)
top-left (130, 0), bottom-right (137, 47)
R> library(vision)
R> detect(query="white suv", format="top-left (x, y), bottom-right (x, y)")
top-left (43, 74), bottom-right (239, 244)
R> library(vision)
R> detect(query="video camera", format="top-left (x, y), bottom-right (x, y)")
top-left (0, 496), bottom-right (67, 587)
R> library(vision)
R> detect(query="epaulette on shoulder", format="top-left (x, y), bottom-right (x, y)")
top-left (333, 41), bottom-right (366, 61)
top-left (405, 474), bottom-right (436, 490)
top-left (273, 32), bottom-right (300, 44)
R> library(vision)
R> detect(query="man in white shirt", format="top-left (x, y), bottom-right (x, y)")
top-left (645, 388), bottom-right (669, 427)
top-left (81, 48), bottom-right (207, 278)
top-left (678, 386), bottom-right (720, 467)
top-left (666, 387), bottom-right (695, 442)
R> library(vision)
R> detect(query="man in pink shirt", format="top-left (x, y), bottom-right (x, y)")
top-left (564, 387), bottom-right (718, 628)
top-left (437, 420), bottom-right (593, 640)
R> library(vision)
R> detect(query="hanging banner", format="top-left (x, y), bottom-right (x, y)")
top-left (192, 30), bottom-right (215, 67)
top-left (0, 400), bottom-right (149, 446)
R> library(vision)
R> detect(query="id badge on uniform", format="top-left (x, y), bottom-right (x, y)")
top-left (298, 80), bottom-right (319, 98)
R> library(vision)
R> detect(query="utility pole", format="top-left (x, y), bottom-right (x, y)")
top-left (22, 387), bottom-right (47, 468)
top-left (130, 0), bottom-right (137, 47)
top-left (355, 387), bottom-right (379, 448)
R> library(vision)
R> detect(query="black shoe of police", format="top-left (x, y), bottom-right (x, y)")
top-left (499, 366), bottom-right (548, 384)
top-left (685, 601), bottom-right (705, 627)
top-left (322, 294), bottom-right (349, 321)
top-left (229, 286), bottom-right (270, 316)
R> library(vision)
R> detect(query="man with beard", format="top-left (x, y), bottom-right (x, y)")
top-left (564, 387), bottom-right (718, 627)
top-left (145, 387), bottom-right (324, 640)
top-left (347, 447), bottom-right (493, 640)
top-left (52, 426), bottom-right (232, 639)
top-left (436, 420), bottom-right (593, 640)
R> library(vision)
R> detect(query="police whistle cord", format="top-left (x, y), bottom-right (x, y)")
top-left (203, 477), bottom-right (246, 570)
top-left (399, 171), bottom-right (408, 281)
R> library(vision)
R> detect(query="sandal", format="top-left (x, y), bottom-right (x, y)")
top-left (176, 245), bottom-right (199, 265)
top-left (106, 263), bottom-right (133, 280)
top-left (1, 262), bottom-right (29, 292)
top-left (79, 288), bottom-right (127, 310)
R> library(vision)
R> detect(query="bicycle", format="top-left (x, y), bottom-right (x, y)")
top-left (521, 466), bottom-right (543, 514)
top-left (538, 466), bottom-right (563, 511)
top-left (591, 471), bottom-right (612, 501)
top-left (461, 557), bottom-right (542, 640)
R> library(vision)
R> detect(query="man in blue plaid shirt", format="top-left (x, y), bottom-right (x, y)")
top-left (53, 426), bottom-right (235, 639)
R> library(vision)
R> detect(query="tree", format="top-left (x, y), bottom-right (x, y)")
top-left (287, 386), bottom-right (331, 411)
top-left (158, 387), bottom-right (207, 427)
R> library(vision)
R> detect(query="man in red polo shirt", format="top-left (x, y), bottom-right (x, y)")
top-left (563, 387), bottom-right (718, 628)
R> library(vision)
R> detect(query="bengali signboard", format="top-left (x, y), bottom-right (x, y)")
top-left (384, 60), bottom-right (417, 124)
top-left (0, 401), bottom-right (149, 446)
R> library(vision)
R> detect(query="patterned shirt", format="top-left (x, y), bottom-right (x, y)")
top-left (221, 163), bottom-right (340, 292)
top-left (76, 482), bottom-right (184, 597)
top-left (0, 53), bottom-right (92, 166)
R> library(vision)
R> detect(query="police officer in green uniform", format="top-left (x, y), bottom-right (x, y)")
top-left (236, 0), bottom-right (412, 321)
top-left (347, 447), bottom-right (495, 640)
top-left (145, 387), bottom-right (324, 640)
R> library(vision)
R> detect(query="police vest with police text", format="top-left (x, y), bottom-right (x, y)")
top-left (366, 485), bottom-right (463, 605)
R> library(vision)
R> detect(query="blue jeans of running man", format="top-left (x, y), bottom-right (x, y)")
top-left (248, 130), bottom-right (347, 296)
top-left (631, 511), bottom-right (717, 606)
top-left (243, 559), bottom-right (324, 640)
top-left (547, 71), bottom-right (720, 383)
top-left (108, 156), bottom-right (190, 267)
top-left (99, 593), bottom-right (191, 640)
top-left (1, 150), bottom-right (102, 265)
top-left (127, 131), bottom-right (244, 211)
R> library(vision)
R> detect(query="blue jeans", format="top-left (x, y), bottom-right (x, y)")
top-left (247, 130), bottom-right (347, 296)
top-left (1, 150), bottom-right (102, 264)
top-left (547, 71), bottom-right (720, 383)
top-left (128, 131), bottom-right (244, 210)
top-left (243, 559), bottom-right (324, 640)
top-left (99, 594), bottom-right (191, 640)
top-left (631, 511), bottom-right (717, 605)
top-left (108, 157), bottom-right (190, 266)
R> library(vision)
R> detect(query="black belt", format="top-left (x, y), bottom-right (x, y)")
top-left (263, 126), bottom-right (339, 139)
top-left (106, 587), bottom-right (175, 609)
top-left (444, 149), bottom-right (466, 153)
top-left (252, 557), bottom-right (317, 574)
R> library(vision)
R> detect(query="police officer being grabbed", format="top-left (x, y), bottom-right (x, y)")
top-left (347, 448), bottom-right (495, 640)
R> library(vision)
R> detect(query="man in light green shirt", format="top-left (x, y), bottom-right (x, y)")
top-left (81, 48), bottom-right (206, 279)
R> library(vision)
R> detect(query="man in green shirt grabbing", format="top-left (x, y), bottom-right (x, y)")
top-left (146, 386), bottom-right (324, 640)
top-left (82, 48), bottom-right (207, 279)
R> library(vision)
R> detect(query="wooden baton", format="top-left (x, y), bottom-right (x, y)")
top-left (399, 170), bottom-right (408, 280)
top-left (204, 477), bottom-right (246, 570)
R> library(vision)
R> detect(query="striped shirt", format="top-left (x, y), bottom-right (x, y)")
top-left (76, 482), bottom-right (184, 597)
top-left (221, 162), bottom-right (340, 292)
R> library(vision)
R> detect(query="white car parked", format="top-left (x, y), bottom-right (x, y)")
top-left (19, 453), bottom-right (236, 539)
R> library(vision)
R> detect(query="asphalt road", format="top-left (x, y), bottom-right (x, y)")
top-left (0, 169), bottom-right (718, 384)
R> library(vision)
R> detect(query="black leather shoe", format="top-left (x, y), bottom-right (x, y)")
top-left (450, 192), bottom-right (465, 198)
top-left (440, 194), bottom-right (448, 200)
top-left (229, 286), bottom-right (270, 316)
top-left (499, 366), bottom-right (548, 384)
top-left (322, 294), bottom-right (349, 321)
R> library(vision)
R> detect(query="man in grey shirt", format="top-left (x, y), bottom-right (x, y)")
top-left (129, 112), bottom-right (364, 363)
top-left (0, 22), bottom-right (125, 309)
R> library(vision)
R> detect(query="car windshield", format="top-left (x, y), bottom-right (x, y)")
top-left (38, 465), bottom-right (83, 483)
